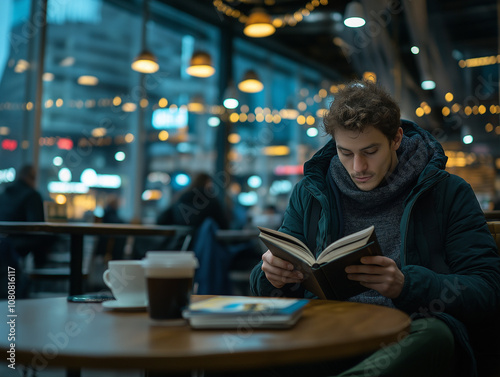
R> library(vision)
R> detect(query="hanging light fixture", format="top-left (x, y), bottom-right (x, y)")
top-left (244, 8), bottom-right (275, 38)
top-left (132, 0), bottom-right (159, 74)
top-left (187, 95), bottom-right (205, 113)
top-left (223, 81), bottom-right (239, 109)
top-left (344, 2), bottom-right (366, 28)
top-left (421, 80), bottom-right (436, 90)
top-left (238, 70), bottom-right (264, 93)
top-left (186, 51), bottom-right (215, 78)
top-left (132, 50), bottom-right (159, 74)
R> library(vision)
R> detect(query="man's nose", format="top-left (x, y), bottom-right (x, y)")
top-left (353, 154), bottom-right (367, 173)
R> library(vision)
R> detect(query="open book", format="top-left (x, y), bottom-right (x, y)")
top-left (258, 225), bottom-right (382, 300)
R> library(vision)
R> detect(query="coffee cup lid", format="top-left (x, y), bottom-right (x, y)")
top-left (143, 251), bottom-right (198, 269)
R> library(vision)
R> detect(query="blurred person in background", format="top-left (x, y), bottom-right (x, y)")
top-left (0, 165), bottom-right (55, 297)
top-left (157, 172), bottom-right (230, 230)
top-left (157, 172), bottom-right (233, 294)
top-left (0, 165), bottom-right (44, 223)
top-left (95, 194), bottom-right (127, 260)
top-left (0, 165), bottom-right (55, 267)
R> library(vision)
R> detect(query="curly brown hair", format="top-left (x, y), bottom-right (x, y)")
top-left (323, 80), bottom-right (401, 141)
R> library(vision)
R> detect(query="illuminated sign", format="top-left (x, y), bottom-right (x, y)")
top-left (48, 169), bottom-right (122, 193)
top-left (57, 138), bottom-right (73, 150)
top-left (1, 139), bottom-right (18, 151)
top-left (89, 174), bottom-right (121, 188)
top-left (152, 108), bottom-right (188, 129)
top-left (0, 168), bottom-right (16, 183)
top-left (48, 182), bottom-right (89, 194)
top-left (274, 165), bottom-right (304, 176)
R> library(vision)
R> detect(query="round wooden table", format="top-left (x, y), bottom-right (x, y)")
top-left (0, 295), bottom-right (410, 374)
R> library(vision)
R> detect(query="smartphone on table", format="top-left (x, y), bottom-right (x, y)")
top-left (67, 294), bottom-right (115, 303)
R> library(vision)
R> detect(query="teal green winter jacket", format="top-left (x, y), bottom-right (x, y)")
top-left (250, 120), bottom-right (500, 376)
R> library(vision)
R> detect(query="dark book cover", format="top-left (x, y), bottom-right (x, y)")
top-left (259, 229), bottom-right (382, 300)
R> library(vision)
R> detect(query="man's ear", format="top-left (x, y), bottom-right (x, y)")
top-left (392, 127), bottom-right (403, 151)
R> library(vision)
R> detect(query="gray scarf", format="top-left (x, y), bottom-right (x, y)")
top-left (329, 134), bottom-right (429, 306)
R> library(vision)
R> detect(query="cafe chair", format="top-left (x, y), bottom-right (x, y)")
top-left (484, 210), bottom-right (500, 221)
top-left (26, 239), bottom-right (95, 296)
top-left (192, 218), bottom-right (234, 295)
top-left (43, 201), bottom-right (68, 222)
top-left (0, 236), bottom-right (29, 299)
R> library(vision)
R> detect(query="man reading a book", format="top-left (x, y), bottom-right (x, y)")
top-left (250, 80), bottom-right (500, 377)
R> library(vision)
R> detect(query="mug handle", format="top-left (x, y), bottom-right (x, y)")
top-left (102, 269), bottom-right (113, 289)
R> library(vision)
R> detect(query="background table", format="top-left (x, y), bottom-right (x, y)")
top-left (215, 228), bottom-right (260, 243)
top-left (0, 296), bottom-right (411, 374)
top-left (0, 222), bottom-right (193, 295)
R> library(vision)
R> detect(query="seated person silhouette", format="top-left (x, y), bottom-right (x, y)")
top-left (157, 172), bottom-right (229, 249)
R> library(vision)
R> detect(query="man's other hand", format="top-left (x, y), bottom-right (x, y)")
top-left (345, 256), bottom-right (404, 298)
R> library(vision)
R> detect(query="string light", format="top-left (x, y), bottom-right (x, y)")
top-left (212, 0), bottom-right (329, 30)
top-left (459, 54), bottom-right (500, 68)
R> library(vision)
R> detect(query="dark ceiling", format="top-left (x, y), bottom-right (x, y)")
top-left (162, 0), bottom-right (499, 153)
top-left (163, 0), bottom-right (497, 78)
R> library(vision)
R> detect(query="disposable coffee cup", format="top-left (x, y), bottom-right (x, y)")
top-left (142, 251), bottom-right (198, 323)
top-left (102, 260), bottom-right (147, 306)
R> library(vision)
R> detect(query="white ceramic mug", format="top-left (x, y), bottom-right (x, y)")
top-left (103, 260), bottom-right (147, 306)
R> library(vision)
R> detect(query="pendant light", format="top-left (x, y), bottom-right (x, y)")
top-left (238, 70), bottom-right (264, 93)
top-left (132, 0), bottom-right (159, 74)
top-left (343, 2), bottom-right (366, 28)
top-left (243, 8), bottom-right (275, 38)
top-left (186, 51), bottom-right (215, 78)
top-left (223, 81), bottom-right (239, 109)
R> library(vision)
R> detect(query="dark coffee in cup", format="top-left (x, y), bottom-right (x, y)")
top-left (147, 276), bottom-right (193, 320)
top-left (142, 251), bottom-right (198, 322)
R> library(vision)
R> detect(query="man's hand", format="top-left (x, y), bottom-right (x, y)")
top-left (261, 250), bottom-right (304, 288)
top-left (345, 256), bottom-right (404, 299)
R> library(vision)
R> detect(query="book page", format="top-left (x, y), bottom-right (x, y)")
top-left (317, 226), bottom-right (374, 264)
top-left (258, 227), bottom-right (312, 253)
top-left (259, 233), bottom-right (316, 265)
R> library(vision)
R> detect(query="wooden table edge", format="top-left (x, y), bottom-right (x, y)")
top-left (2, 297), bottom-right (412, 372)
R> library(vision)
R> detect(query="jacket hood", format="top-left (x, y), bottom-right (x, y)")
top-left (303, 119), bottom-right (448, 184)
top-left (400, 119), bottom-right (447, 173)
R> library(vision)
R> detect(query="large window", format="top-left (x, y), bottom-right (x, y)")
top-left (227, 38), bottom-right (333, 212)
top-left (0, 0), bottom-right (36, 176)
top-left (39, 0), bottom-right (220, 222)
top-left (0, 0), bottom-right (341, 223)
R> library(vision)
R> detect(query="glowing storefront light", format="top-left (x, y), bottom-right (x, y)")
top-left (48, 182), bottom-right (89, 194)
top-left (306, 127), bottom-right (319, 137)
top-left (247, 175), bottom-right (262, 189)
top-left (152, 108), bottom-right (188, 129)
top-left (81, 168), bottom-right (98, 186)
top-left (58, 168), bottom-right (72, 182)
top-left (238, 191), bottom-right (258, 206)
top-left (80, 168), bottom-right (121, 189)
top-left (208, 117), bottom-right (220, 127)
top-left (463, 135), bottom-right (473, 144)
top-left (270, 180), bottom-right (293, 195)
top-left (0, 168), bottom-right (16, 184)
top-left (115, 151), bottom-right (126, 161)
top-left (175, 173), bottom-right (190, 187)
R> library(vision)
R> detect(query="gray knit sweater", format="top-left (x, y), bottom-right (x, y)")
top-left (329, 134), bottom-right (429, 306)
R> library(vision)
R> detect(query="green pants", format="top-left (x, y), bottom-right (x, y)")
top-left (336, 317), bottom-right (455, 377)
